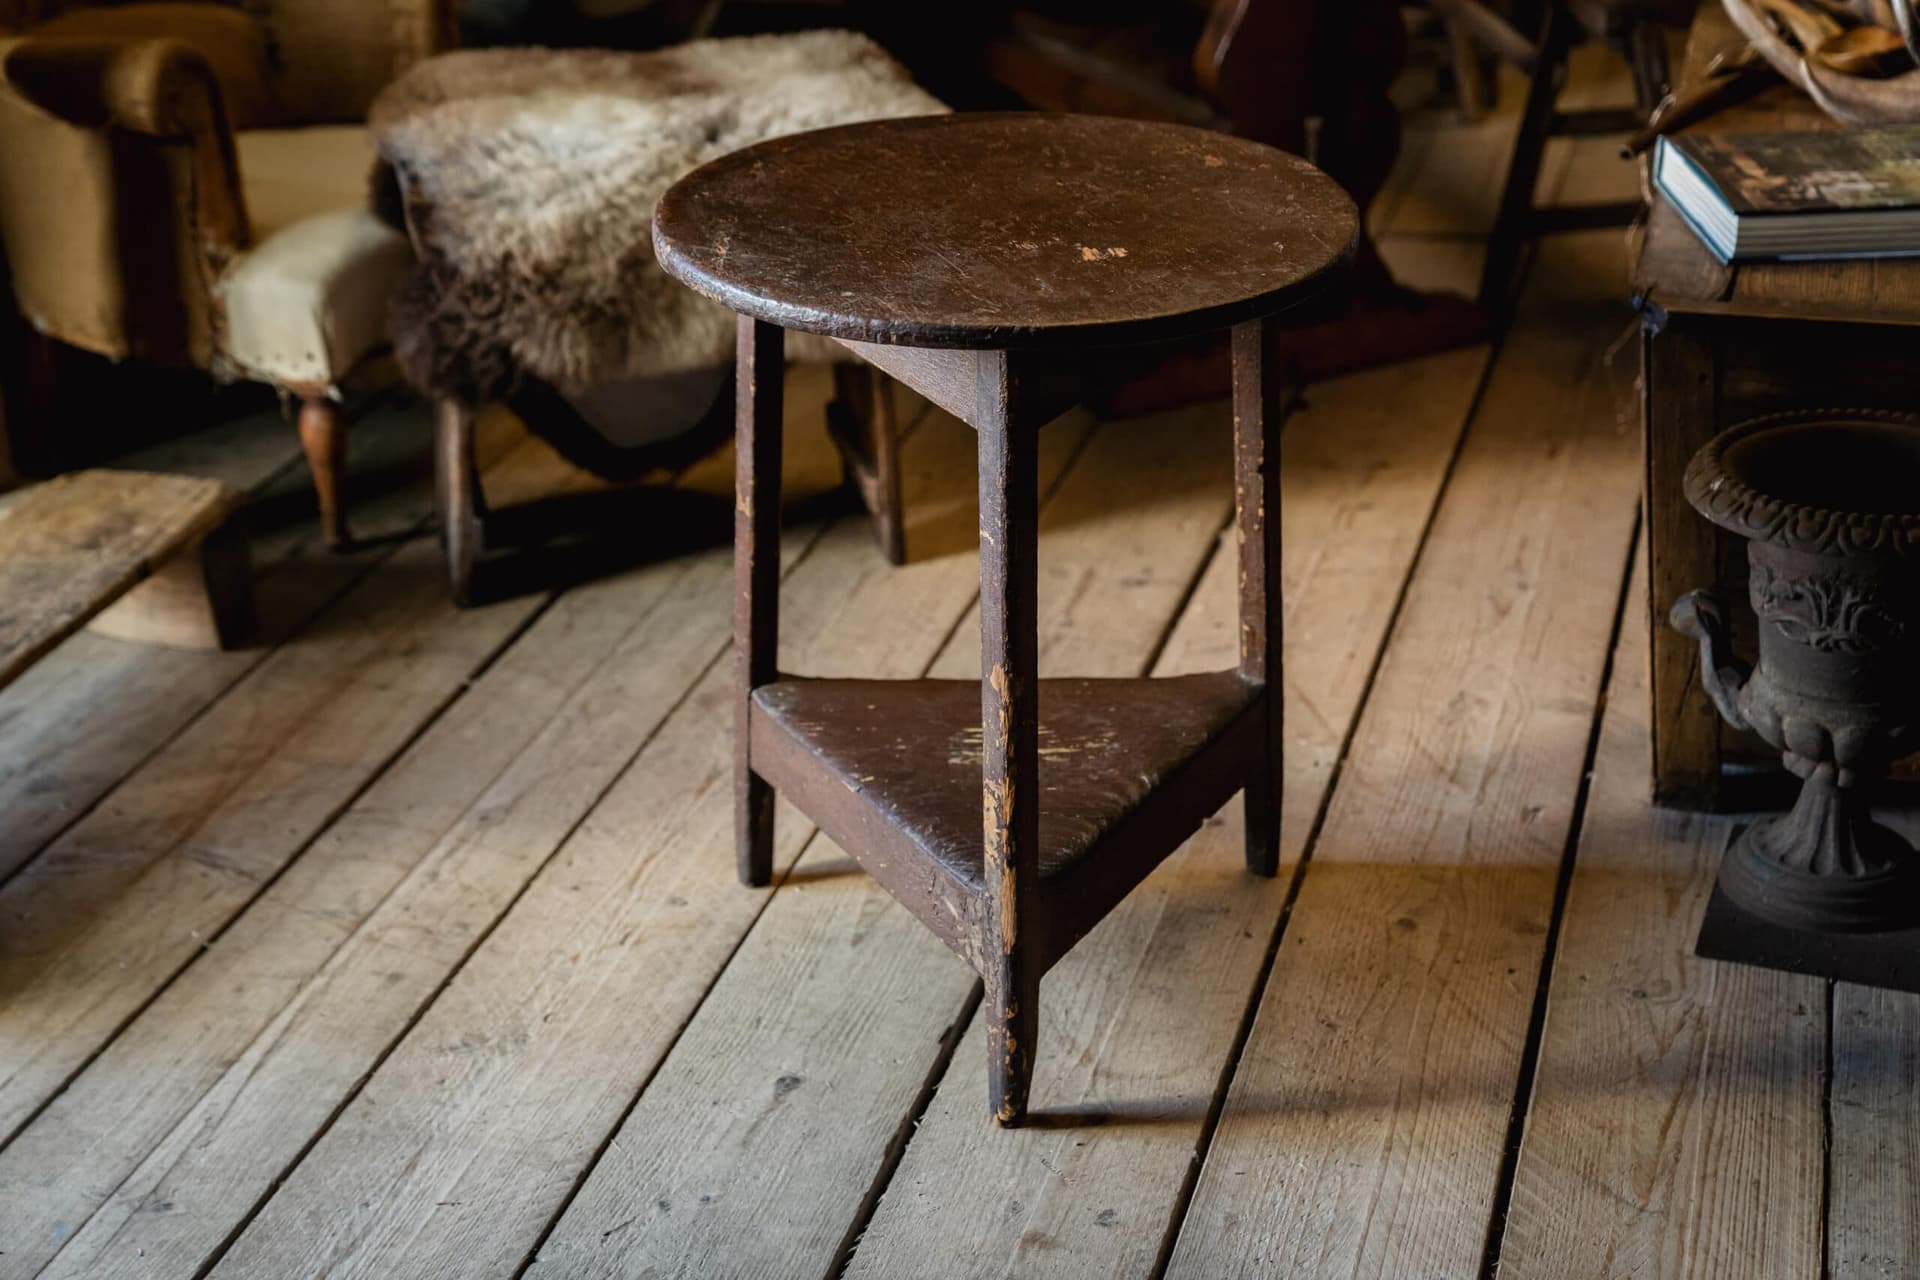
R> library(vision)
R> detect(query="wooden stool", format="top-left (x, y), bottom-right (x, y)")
top-left (655, 113), bottom-right (1356, 1126)
top-left (0, 469), bottom-right (252, 690)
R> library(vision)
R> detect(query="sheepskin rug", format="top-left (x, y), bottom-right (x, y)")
top-left (368, 31), bottom-right (946, 417)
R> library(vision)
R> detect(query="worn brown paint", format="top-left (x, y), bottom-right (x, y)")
top-left (657, 112), bottom-right (1356, 1125)
top-left (0, 469), bottom-right (246, 689)
top-left (1233, 318), bottom-right (1284, 877)
top-left (977, 347), bottom-right (1041, 1124)
top-left (654, 113), bottom-right (1353, 351)
top-left (736, 316), bottom-right (784, 888)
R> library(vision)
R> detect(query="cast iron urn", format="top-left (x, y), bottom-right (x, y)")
top-left (1672, 410), bottom-right (1920, 933)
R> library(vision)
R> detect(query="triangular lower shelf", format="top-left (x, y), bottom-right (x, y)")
top-left (748, 672), bottom-right (1264, 969)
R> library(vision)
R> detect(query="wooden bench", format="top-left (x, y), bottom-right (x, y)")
top-left (0, 469), bottom-right (253, 690)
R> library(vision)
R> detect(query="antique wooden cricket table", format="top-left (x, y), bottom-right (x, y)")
top-left (1639, 4), bottom-right (1920, 810)
top-left (654, 112), bottom-right (1356, 1125)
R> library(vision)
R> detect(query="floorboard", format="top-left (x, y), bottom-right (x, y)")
top-left (192, 403), bottom-right (1093, 1279)
top-left (0, 373), bottom-right (843, 1280)
top-left (1162, 138), bottom-right (1642, 1275)
top-left (1830, 985), bottom-right (1920, 1279)
top-left (0, 532), bottom-right (548, 1145)
top-left (0, 395), bottom-right (518, 883)
top-left (1494, 564), bottom-right (1826, 1280)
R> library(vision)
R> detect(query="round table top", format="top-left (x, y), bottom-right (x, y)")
top-left (652, 112), bottom-right (1358, 350)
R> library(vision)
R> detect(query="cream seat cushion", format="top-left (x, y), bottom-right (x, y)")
top-left (219, 126), bottom-right (411, 388)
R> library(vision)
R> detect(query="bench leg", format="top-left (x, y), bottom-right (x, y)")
top-left (88, 521), bottom-right (255, 650)
top-left (297, 394), bottom-right (349, 549)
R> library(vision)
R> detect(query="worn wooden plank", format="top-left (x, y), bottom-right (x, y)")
top-left (115, 397), bottom-right (310, 493)
top-left (0, 396), bottom-right (518, 883)
top-left (9, 554), bottom-right (726, 1280)
top-left (0, 362), bottom-right (870, 894)
top-left (0, 535), bottom-right (549, 1148)
top-left (1494, 563), bottom-right (1826, 1280)
top-left (0, 387), bottom-right (535, 1130)
top-left (197, 404), bottom-right (1094, 1280)
top-left (1380, 101), bottom-right (1532, 237)
top-left (522, 385), bottom-right (1256, 1277)
top-left (1829, 984), bottom-right (1920, 1278)
top-left (0, 372), bottom-right (851, 1280)
top-left (837, 347), bottom-right (1487, 1279)
top-left (1163, 189), bottom-right (1640, 1276)
top-left (1378, 233), bottom-right (1489, 299)
top-left (0, 469), bottom-right (235, 688)
top-left (83, 524), bottom-right (249, 650)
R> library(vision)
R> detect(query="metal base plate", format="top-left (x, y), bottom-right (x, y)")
top-left (1696, 879), bottom-right (1920, 994)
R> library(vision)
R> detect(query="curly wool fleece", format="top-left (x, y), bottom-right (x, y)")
top-left (369, 31), bottom-right (946, 409)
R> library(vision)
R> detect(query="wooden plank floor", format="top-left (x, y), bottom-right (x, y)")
top-left (6, 56), bottom-right (1916, 1280)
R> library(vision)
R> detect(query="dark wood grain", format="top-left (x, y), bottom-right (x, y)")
top-left (1232, 317), bottom-right (1283, 876)
top-left (655, 113), bottom-right (1357, 351)
top-left (976, 348), bottom-right (1042, 1125)
top-left (826, 362), bottom-right (905, 565)
top-left (833, 341), bottom-right (1087, 433)
top-left (747, 671), bottom-right (1262, 946)
top-left (735, 316), bottom-right (784, 888)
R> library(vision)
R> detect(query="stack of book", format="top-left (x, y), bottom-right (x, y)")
top-left (1653, 125), bottom-right (1920, 263)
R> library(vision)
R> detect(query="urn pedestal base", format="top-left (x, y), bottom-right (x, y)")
top-left (1698, 870), bottom-right (1920, 994)
top-left (1717, 762), bottom-right (1920, 933)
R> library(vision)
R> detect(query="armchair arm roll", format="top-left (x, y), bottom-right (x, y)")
top-left (0, 33), bottom-right (249, 364)
top-left (4, 34), bottom-right (247, 250)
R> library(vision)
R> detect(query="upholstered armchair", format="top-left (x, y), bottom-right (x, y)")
top-left (0, 0), bottom-right (456, 544)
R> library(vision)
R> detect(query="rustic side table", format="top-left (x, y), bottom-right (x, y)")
top-left (1640, 4), bottom-right (1920, 811)
top-left (655, 113), bottom-right (1356, 1125)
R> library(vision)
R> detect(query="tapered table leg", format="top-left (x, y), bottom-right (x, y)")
top-left (977, 350), bottom-right (1041, 1126)
top-left (1233, 318), bottom-right (1284, 878)
top-left (736, 316), bottom-right (784, 886)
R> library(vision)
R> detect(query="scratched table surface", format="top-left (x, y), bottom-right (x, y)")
top-left (653, 111), bottom-right (1358, 349)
